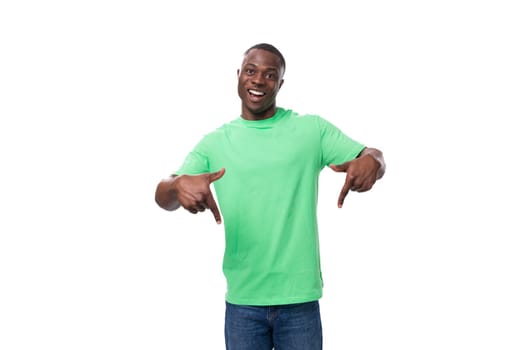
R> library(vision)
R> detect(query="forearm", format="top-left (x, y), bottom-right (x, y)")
top-left (359, 147), bottom-right (386, 179)
top-left (155, 176), bottom-right (182, 211)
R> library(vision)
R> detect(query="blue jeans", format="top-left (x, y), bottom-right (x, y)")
top-left (225, 300), bottom-right (323, 350)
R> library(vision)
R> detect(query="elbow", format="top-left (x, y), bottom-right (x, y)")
top-left (361, 147), bottom-right (386, 179)
top-left (155, 193), bottom-right (180, 211)
top-left (154, 180), bottom-right (180, 211)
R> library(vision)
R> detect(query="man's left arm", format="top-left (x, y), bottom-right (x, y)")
top-left (329, 147), bottom-right (386, 208)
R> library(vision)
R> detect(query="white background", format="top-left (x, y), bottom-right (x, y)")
top-left (1, 1), bottom-right (524, 349)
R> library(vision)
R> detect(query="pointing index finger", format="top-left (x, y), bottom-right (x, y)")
top-left (206, 194), bottom-right (222, 224)
top-left (338, 184), bottom-right (350, 208)
top-left (338, 175), bottom-right (356, 208)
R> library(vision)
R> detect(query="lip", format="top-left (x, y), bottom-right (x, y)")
top-left (248, 89), bottom-right (265, 96)
top-left (247, 89), bottom-right (266, 103)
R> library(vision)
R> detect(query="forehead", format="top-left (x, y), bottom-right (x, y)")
top-left (242, 49), bottom-right (283, 71)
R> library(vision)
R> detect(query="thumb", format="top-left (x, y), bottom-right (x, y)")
top-left (208, 167), bottom-right (226, 183)
top-left (329, 163), bottom-right (347, 173)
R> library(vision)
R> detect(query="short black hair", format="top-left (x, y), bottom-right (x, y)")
top-left (244, 43), bottom-right (286, 74)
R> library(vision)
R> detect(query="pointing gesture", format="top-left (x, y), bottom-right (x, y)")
top-left (329, 148), bottom-right (385, 208)
top-left (172, 168), bottom-right (226, 224)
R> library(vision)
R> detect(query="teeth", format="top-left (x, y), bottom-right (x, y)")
top-left (249, 90), bottom-right (264, 96)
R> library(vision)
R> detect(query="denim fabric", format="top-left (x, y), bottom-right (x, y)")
top-left (225, 300), bottom-right (323, 350)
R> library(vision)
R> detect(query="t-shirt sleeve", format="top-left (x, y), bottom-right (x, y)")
top-left (172, 137), bottom-right (211, 176)
top-left (318, 116), bottom-right (366, 167)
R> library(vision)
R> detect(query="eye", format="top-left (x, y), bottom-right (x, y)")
top-left (265, 72), bottom-right (278, 80)
top-left (245, 68), bottom-right (255, 75)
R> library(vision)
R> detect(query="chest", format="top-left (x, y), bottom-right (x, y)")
top-left (212, 125), bottom-right (321, 175)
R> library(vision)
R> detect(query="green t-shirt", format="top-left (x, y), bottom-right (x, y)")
top-left (176, 107), bottom-right (365, 305)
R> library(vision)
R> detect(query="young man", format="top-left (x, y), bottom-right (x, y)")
top-left (155, 43), bottom-right (386, 350)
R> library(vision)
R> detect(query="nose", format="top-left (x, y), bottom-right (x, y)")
top-left (251, 72), bottom-right (264, 85)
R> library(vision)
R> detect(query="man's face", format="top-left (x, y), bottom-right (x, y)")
top-left (237, 48), bottom-right (284, 120)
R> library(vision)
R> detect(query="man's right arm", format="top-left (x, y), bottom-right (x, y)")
top-left (154, 168), bottom-right (226, 224)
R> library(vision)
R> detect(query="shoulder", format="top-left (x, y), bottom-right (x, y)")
top-left (191, 120), bottom-right (233, 151)
top-left (280, 108), bottom-right (323, 125)
top-left (282, 108), bottom-right (339, 134)
top-left (202, 118), bottom-right (236, 138)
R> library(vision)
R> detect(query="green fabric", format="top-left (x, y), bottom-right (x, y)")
top-left (176, 108), bottom-right (365, 305)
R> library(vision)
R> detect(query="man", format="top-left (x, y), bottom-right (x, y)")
top-left (155, 43), bottom-right (385, 350)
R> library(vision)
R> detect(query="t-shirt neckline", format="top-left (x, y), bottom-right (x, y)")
top-left (235, 107), bottom-right (286, 128)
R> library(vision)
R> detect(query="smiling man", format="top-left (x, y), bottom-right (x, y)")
top-left (155, 43), bottom-right (386, 350)
top-left (237, 45), bottom-right (284, 120)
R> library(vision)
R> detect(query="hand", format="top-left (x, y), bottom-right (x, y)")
top-left (329, 155), bottom-right (380, 208)
top-left (173, 168), bottom-right (226, 224)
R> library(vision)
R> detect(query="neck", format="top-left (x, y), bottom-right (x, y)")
top-left (241, 105), bottom-right (277, 121)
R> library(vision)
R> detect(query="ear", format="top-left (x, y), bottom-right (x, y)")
top-left (237, 69), bottom-right (240, 78)
top-left (279, 79), bottom-right (285, 89)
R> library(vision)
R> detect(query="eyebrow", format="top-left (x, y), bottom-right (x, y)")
top-left (244, 63), bottom-right (279, 71)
